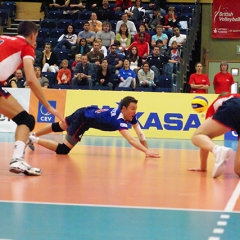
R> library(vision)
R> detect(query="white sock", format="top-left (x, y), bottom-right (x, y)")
top-left (30, 135), bottom-right (39, 143)
top-left (212, 145), bottom-right (220, 154)
top-left (12, 140), bottom-right (25, 159)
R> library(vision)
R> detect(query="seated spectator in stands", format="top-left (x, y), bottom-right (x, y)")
top-left (96, 22), bottom-right (115, 48)
top-left (146, 46), bottom-right (168, 78)
top-left (95, 58), bottom-right (113, 90)
top-left (106, 44), bottom-right (123, 74)
top-left (25, 67), bottom-right (49, 88)
top-left (63, 0), bottom-right (81, 21)
top-left (88, 12), bottom-right (102, 34)
top-left (127, 32), bottom-right (149, 59)
top-left (68, 0), bottom-right (86, 11)
top-left (115, 0), bottom-right (132, 12)
top-left (166, 40), bottom-right (180, 74)
top-left (138, 62), bottom-right (155, 88)
top-left (97, 0), bottom-right (114, 21)
top-left (114, 40), bottom-right (125, 56)
top-left (33, 42), bottom-right (43, 69)
top-left (154, 39), bottom-right (167, 56)
top-left (85, 0), bottom-right (102, 12)
top-left (189, 62), bottom-right (210, 94)
top-left (87, 41), bottom-right (104, 67)
top-left (118, 59), bottom-right (136, 89)
top-left (148, 0), bottom-right (167, 16)
top-left (127, 46), bottom-right (142, 72)
top-left (77, 22), bottom-right (96, 46)
top-left (213, 61), bottom-right (235, 94)
top-left (5, 69), bottom-right (26, 88)
top-left (116, 13), bottom-right (137, 38)
top-left (54, 24), bottom-right (77, 51)
top-left (42, 0), bottom-right (65, 18)
top-left (145, 7), bottom-right (163, 31)
top-left (134, 23), bottom-right (151, 44)
top-left (74, 38), bottom-right (91, 55)
top-left (115, 23), bottom-right (131, 50)
top-left (90, 38), bottom-right (107, 57)
top-left (151, 25), bottom-right (168, 49)
top-left (163, 6), bottom-right (179, 35)
top-left (42, 43), bottom-right (59, 73)
top-left (168, 27), bottom-right (186, 48)
top-left (71, 54), bottom-right (82, 72)
top-left (71, 54), bottom-right (94, 89)
top-left (57, 59), bottom-right (72, 85)
top-left (125, 0), bottom-right (145, 22)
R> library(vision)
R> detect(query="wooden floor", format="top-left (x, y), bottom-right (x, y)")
top-left (0, 134), bottom-right (239, 240)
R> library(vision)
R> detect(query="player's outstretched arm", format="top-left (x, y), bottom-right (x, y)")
top-left (187, 148), bottom-right (208, 172)
top-left (23, 58), bottom-right (64, 122)
top-left (120, 129), bottom-right (160, 158)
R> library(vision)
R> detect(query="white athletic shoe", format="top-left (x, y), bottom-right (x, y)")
top-left (9, 157), bottom-right (42, 176)
top-left (212, 146), bottom-right (233, 178)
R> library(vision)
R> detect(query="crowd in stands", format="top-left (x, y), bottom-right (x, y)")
top-left (6, 0), bottom-right (196, 91)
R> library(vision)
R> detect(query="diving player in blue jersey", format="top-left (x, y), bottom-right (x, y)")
top-left (27, 96), bottom-right (160, 158)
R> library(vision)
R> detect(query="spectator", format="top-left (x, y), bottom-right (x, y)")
top-left (127, 32), bottom-right (149, 59)
top-left (54, 24), bottom-right (77, 51)
top-left (189, 62), bottom-right (210, 94)
top-left (163, 6), bottom-right (179, 35)
top-left (74, 38), bottom-right (91, 55)
top-left (77, 22), bottom-right (96, 46)
top-left (63, 0), bottom-right (81, 21)
top-left (115, 0), bottom-right (132, 12)
top-left (118, 59), bottom-right (136, 89)
top-left (71, 54), bottom-right (82, 72)
top-left (115, 23), bottom-right (131, 50)
top-left (57, 59), bottom-right (72, 85)
top-left (125, 0), bottom-right (145, 22)
top-left (71, 54), bottom-right (94, 89)
top-left (134, 23), bottom-right (151, 44)
top-left (95, 58), bottom-right (113, 90)
top-left (88, 12), bottom-right (102, 33)
top-left (155, 39), bottom-right (167, 56)
top-left (138, 62), bottom-right (155, 88)
top-left (213, 61), bottom-right (235, 94)
top-left (166, 40), bottom-right (180, 74)
top-left (42, 0), bottom-right (65, 18)
top-left (148, 0), bottom-right (167, 16)
top-left (151, 25), bottom-right (168, 49)
top-left (33, 42), bottom-right (43, 69)
top-left (42, 43), bottom-right (59, 73)
top-left (97, 0), bottom-right (114, 21)
top-left (96, 21), bottom-right (115, 48)
top-left (85, 0), bottom-right (102, 12)
top-left (127, 46), bottom-right (142, 72)
top-left (168, 27), bottom-right (186, 48)
top-left (116, 13), bottom-right (137, 37)
top-left (25, 67), bottom-right (49, 88)
top-left (90, 38), bottom-right (107, 57)
top-left (87, 40), bottom-right (104, 65)
top-left (106, 44), bottom-right (123, 74)
top-left (145, 7), bottom-right (163, 31)
top-left (5, 69), bottom-right (26, 88)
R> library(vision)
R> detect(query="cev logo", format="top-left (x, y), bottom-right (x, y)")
top-left (37, 101), bottom-right (56, 123)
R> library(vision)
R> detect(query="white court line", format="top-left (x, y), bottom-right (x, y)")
top-left (224, 180), bottom-right (240, 212)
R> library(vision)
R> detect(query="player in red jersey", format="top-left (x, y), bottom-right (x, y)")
top-left (189, 93), bottom-right (240, 178)
top-left (0, 21), bottom-right (64, 176)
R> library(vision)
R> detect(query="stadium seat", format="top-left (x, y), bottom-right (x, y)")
top-left (74, 19), bottom-right (85, 31)
top-left (181, 4), bottom-right (195, 14)
top-left (36, 37), bottom-right (44, 49)
top-left (158, 75), bottom-right (172, 88)
top-left (1, 2), bottom-right (16, 18)
top-left (134, 87), bottom-right (153, 92)
top-left (72, 85), bottom-right (90, 90)
top-left (114, 87), bottom-right (132, 91)
top-left (79, 11), bottom-right (92, 20)
top-left (38, 28), bottom-right (50, 39)
top-left (110, 20), bottom-right (117, 31)
top-left (154, 88), bottom-right (172, 92)
top-left (113, 12), bottom-right (123, 20)
top-left (57, 19), bottom-right (73, 29)
top-left (44, 38), bottom-right (58, 48)
top-left (0, 9), bottom-right (9, 27)
top-left (52, 85), bottom-right (70, 89)
top-left (50, 28), bottom-right (64, 38)
top-left (40, 19), bottom-right (57, 30)
top-left (93, 85), bottom-right (111, 91)
top-left (55, 49), bottom-right (70, 61)
top-left (48, 10), bottom-right (63, 20)
top-left (41, 72), bottom-right (57, 88)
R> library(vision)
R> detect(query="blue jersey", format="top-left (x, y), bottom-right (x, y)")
top-left (84, 106), bottom-right (138, 131)
top-left (118, 68), bottom-right (136, 80)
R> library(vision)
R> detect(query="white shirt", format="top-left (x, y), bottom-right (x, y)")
top-left (168, 34), bottom-right (186, 47)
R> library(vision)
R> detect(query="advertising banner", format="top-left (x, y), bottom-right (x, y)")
top-left (212, 0), bottom-right (240, 39)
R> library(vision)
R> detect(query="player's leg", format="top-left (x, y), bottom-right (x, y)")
top-left (234, 139), bottom-right (240, 177)
top-left (0, 91), bottom-right (41, 175)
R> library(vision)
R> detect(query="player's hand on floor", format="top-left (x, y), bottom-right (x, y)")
top-left (145, 150), bottom-right (160, 158)
top-left (187, 168), bottom-right (207, 172)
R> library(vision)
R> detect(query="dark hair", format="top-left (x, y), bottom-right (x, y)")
top-left (80, 38), bottom-right (87, 45)
top-left (64, 24), bottom-right (75, 35)
top-left (119, 23), bottom-right (130, 37)
top-left (84, 22), bottom-right (90, 26)
top-left (18, 21), bottom-right (38, 37)
top-left (128, 46), bottom-right (138, 62)
top-left (102, 58), bottom-right (108, 63)
top-left (120, 96), bottom-right (138, 109)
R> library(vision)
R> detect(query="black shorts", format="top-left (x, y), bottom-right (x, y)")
top-left (65, 107), bottom-right (90, 141)
top-left (212, 98), bottom-right (240, 135)
top-left (0, 86), bottom-right (11, 98)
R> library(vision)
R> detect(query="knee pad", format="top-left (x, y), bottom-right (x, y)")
top-left (52, 122), bottom-right (64, 132)
top-left (56, 143), bottom-right (71, 155)
top-left (12, 111), bottom-right (35, 131)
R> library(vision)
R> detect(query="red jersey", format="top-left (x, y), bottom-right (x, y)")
top-left (133, 32), bottom-right (151, 44)
top-left (0, 35), bottom-right (35, 82)
top-left (213, 72), bottom-right (234, 94)
top-left (127, 41), bottom-right (150, 58)
top-left (205, 93), bottom-right (240, 119)
top-left (189, 73), bottom-right (210, 94)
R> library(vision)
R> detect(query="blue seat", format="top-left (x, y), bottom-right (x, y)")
top-left (50, 28), bottom-right (64, 38)
top-left (181, 4), bottom-right (195, 14)
top-left (0, 9), bottom-right (9, 27)
top-left (40, 19), bottom-right (57, 30)
top-left (135, 87), bottom-right (153, 92)
top-left (57, 19), bottom-right (73, 29)
top-left (113, 12), bottom-right (123, 20)
top-left (41, 72), bottom-right (57, 88)
top-left (114, 87), bottom-right (132, 91)
top-left (110, 20), bottom-right (117, 31)
top-left (158, 75), bottom-right (172, 88)
top-left (1, 2), bottom-right (16, 18)
top-left (93, 85), bottom-right (110, 91)
top-left (179, 13), bottom-right (193, 22)
top-left (36, 37), bottom-right (44, 48)
top-left (154, 88), bottom-right (172, 92)
top-left (79, 11), bottom-right (92, 20)
top-left (74, 19), bottom-right (85, 31)
top-left (55, 49), bottom-right (70, 61)
top-left (52, 85), bottom-right (70, 89)
top-left (72, 85), bottom-right (90, 90)
top-left (44, 38), bottom-right (58, 48)
top-left (48, 10), bottom-right (63, 20)
top-left (38, 28), bottom-right (49, 38)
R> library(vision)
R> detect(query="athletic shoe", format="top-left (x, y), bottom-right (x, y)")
top-left (25, 133), bottom-right (35, 151)
top-left (212, 146), bottom-right (233, 178)
top-left (9, 157), bottom-right (42, 176)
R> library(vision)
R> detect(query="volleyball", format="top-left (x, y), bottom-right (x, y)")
top-left (191, 96), bottom-right (208, 113)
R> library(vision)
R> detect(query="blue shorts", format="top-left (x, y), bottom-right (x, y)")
top-left (65, 107), bottom-right (90, 141)
top-left (212, 98), bottom-right (240, 135)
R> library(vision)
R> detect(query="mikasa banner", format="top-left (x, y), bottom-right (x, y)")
top-left (212, 0), bottom-right (240, 39)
